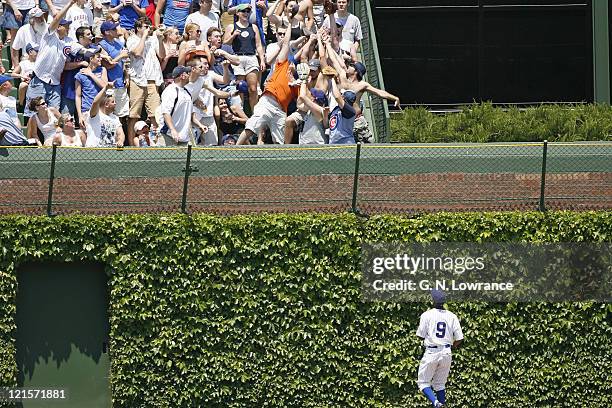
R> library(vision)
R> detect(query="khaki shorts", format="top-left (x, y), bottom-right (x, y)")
top-left (233, 55), bottom-right (260, 76)
top-left (288, 110), bottom-right (306, 127)
top-left (158, 133), bottom-right (195, 147)
top-left (245, 95), bottom-right (285, 144)
top-left (129, 80), bottom-right (161, 119)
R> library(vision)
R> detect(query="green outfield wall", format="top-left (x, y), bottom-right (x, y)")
top-left (1, 212), bottom-right (611, 407)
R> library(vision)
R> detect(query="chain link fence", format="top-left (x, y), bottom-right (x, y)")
top-left (1, 142), bottom-right (610, 215)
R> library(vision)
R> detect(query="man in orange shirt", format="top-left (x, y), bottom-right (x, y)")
top-left (236, 14), bottom-right (300, 145)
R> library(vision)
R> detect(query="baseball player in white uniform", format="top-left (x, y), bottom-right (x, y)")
top-left (416, 290), bottom-right (463, 408)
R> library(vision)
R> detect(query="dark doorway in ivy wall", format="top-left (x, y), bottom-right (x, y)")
top-left (15, 262), bottom-right (111, 408)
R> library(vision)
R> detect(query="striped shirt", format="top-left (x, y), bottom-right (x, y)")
top-left (33, 30), bottom-right (73, 85)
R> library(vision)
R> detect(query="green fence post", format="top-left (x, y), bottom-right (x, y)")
top-left (539, 140), bottom-right (548, 212)
top-left (592, 0), bottom-right (610, 103)
top-left (181, 145), bottom-right (193, 213)
top-left (351, 143), bottom-right (362, 213)
top-left (46, 144), bottom-right (57, 216)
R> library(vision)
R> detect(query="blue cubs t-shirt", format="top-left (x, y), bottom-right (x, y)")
top-left (329, 103), bottom-right (356, 144)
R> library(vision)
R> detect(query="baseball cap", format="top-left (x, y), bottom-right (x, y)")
top-left (236, 80), bottom-right (249, 94)
top-left (0, 76), bottom-right (14, 86)
top-left (308, 59), bottom-right (321, 71)
top-left (431, 289), bottom-right (446, 304)
top-left (310, 88), bottom-right (328, 106)
top-left (25, 43), bottom-right (39, 53)
top-left (235, 3), bottom-right (251, 11)
top-left (82, 45), bottom-right (102, 59)
top-left (100, 21), bottom-right (119, 34)
top-left (171, 65), bottom-right (192, 78)
top-left (185, 49), bottom-right (208, 62)
top-left (59, 19), bottom-right (72, 26)
top-left (352, 61), bottom-right (367, 80)
top-left (222, 134), bottom-right (237, 145)
top-left (28, 7), bottom-right (44, 18)
top-left (134, 121), bottom-right (149, 132)
top-left (342, 90), bottom-right (357, 105)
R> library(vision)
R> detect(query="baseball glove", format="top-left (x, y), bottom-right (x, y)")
top-left (297, 63), bottom-right (310, 81)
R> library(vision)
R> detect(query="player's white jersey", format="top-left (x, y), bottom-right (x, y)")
top-left (416, 308), bottom-right (464, 349)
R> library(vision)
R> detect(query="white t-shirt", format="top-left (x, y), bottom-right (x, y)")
top-left (12, 0), bottom-right (36, 9)
top-left (160, 84), bottom-right (193, 143)
top-left (191, 74), bottom-right (214, 119)
top-left (0, 95), bottom-right (20, 127)
top-left (299, 111), bottom-right (325, 144)
top-left (85, 111), bottom-right (121, 147)
top-left (127, 35), bottom-right (163, 87)
top-left (66, 5), bottom-right (94, 41)
top-left (19, 59), bottom-right (35, 76)
top-left (185, 11), bottom-right (220, 44)
top-left (416, 308), bottom-right (464, 350)
top-left (12, 24), bottom-right (46, 54)
top-left (322, 12), bottom-right (363, 44)
top-left (51, 0), bottom-right (71, 9)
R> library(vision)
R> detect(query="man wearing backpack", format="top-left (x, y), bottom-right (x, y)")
top-left (158, 65), bottom-right (194, 146)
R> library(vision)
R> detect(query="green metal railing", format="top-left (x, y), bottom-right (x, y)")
top-left (1, 142), bottom-right (611, 215)
top-left (352, 0), bottom-right (391, 142)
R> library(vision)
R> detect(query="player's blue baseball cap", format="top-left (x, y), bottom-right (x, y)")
top-left (431, 289), bottom-right (446, 304)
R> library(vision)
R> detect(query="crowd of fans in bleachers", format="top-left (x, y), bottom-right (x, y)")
top-left (0, 0), bottom-right (400, 147)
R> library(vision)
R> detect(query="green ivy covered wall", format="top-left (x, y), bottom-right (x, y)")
top-left (0, 212), bottom-right (610, 407)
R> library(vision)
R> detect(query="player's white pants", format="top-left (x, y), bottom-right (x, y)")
top-left (417, 350), bottom-right (452, 391)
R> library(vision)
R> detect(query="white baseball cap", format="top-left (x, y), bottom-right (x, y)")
top-left (29, 7), bottom-right (44, 18)
top-left (133, 121), bottom-right (149, 132)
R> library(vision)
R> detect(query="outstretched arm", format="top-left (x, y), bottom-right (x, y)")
top-left (363, 82), bottom-right (401, 107)
top-left (90, 81), bottom-right (114, 118)
top-left (330, 75), bottom-right (343, 108)
top-left (277, 15), bottom-right (293, 63)
top-left (50, 0), bottom-right (78, 32)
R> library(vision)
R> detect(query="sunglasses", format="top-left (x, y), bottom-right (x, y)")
top-left (65, 117), bottom-right (75, 122)
top-left (37, 101), bottom-right (47, 107)
top-left (277, 32), bottom-right (286, 36)
top-left (239, 9), bottom-right (251, 13)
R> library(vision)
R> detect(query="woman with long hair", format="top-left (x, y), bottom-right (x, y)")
top-left (27, 97), bottom-right (62, 146)
top-left (178, 22), bottom-right (210, 66)
top-left (160, 26), bottom-right (181, 83)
